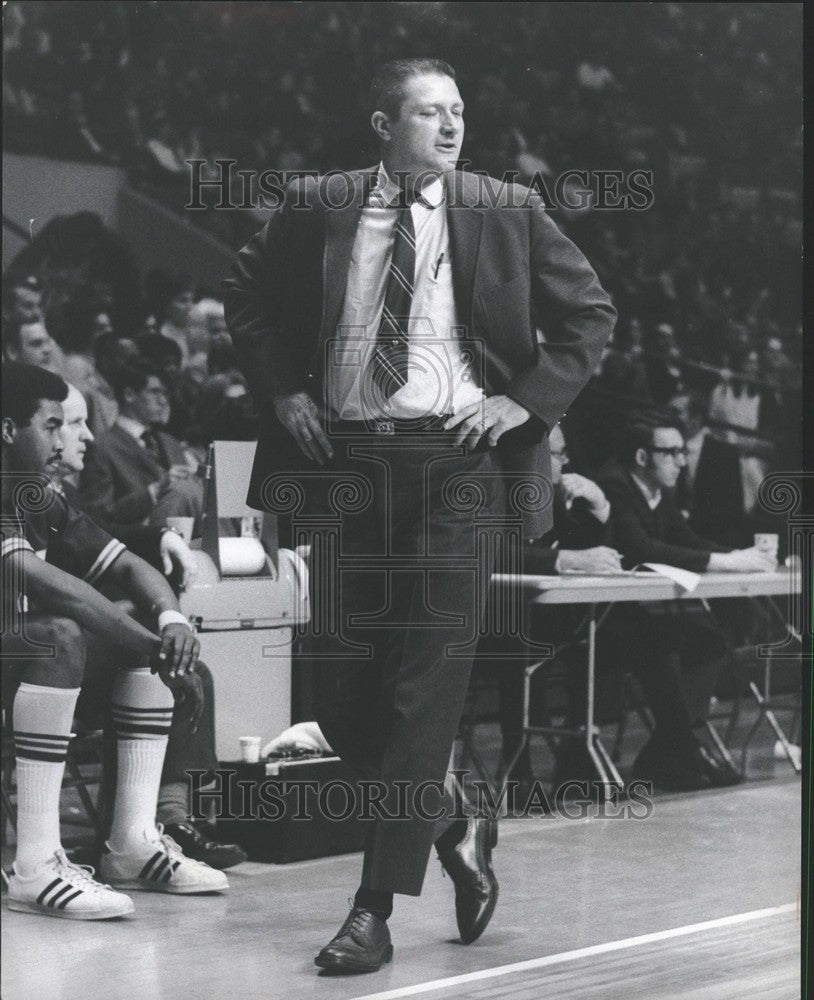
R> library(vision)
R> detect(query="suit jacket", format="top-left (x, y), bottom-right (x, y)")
top-left (676, 433), bottom-right (745, 548)
top-left (600, 465), bottom-right (727, 573)
top-left (80, 423), bottom-right (188, 526)
top-left (223, 167), bottom-right (616, 537)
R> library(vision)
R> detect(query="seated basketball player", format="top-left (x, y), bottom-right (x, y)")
top-left (2, 363), bottom-right (227, 920)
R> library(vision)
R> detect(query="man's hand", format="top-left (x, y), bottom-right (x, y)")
top-left (151, 622), bottom-right (200, 677)
top-left (560, 473), bottom-right (610, 520)
top-left (162, 669), bottom-right (204, 732)
top-left (160, 531), bottom-right (196, 589)
top-left (556, 546), bottom-right (624, 574)
top-left (274, 391), bottom-right (334, 465)
top-left (444, 396), bottom-right (531, 448)
top-left (709, 547), bottom-right (777, 573)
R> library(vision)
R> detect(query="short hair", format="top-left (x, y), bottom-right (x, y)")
top-left (369, 58), bottom-right (456, 119)
top-left (137, 333), bottom-right (183, 369)
top-left (2, 362), bottom-right (68, 427)
top-left (144, 268), bottom-right (194, 323)
top-left (109, 358), bottom-right (165, 405)
top-left (618, 411), bottom-right (685, 467)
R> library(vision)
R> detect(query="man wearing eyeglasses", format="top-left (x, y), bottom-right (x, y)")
top-left (595, 414), bottom-right (775, 791)
top-left (603, 416), bottom-right (776, 575)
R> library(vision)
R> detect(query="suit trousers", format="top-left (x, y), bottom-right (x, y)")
top-left (301, 424), bottom-right (507, 895)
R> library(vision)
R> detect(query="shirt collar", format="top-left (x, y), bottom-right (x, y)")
top-left (117, 415), bottom-right (148, 442)
top-left (374, 162), bottom-right (445, 209)
top-left (631, 471), bottom-right (662, 510)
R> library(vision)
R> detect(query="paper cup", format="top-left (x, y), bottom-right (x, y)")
top-left (754, 533), bottom-right (779, 557)
top-left (166, 516), bottom-right (194, 543)
top-left (239, 736), bottom-right (262, 764)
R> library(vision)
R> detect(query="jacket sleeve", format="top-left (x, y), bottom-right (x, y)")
top-left (508, 204), bottom-right (617, 432)
top-left (221, 178), bottom-right (316, 406)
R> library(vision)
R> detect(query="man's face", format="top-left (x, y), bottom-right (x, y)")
top-left (125, 375), bottom-right (169, 426)
top-left (12, 286), bottom-right (43, 324)
top-left (4, 399), bottom-right (64, 473)
top-left (644, 426), bottom-right (687, 490)
top-left (549, 425), bottom-right (568, 486)
top-left (59, 385), bottom-right (94, 473)
top-left (380, 73), bottom-right (464, 178)
top-left (14, 323), bottom-right (57, 370)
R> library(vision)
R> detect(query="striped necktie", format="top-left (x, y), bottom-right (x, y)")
top-left (371, 201), bottom-right (416, 399)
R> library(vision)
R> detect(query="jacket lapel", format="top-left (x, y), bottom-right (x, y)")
top-left (445, 171), bottom-right (485, 333)
top-left (320, 168), bottom-right (376, 343)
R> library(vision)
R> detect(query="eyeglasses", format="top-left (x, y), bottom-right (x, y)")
top-left (650, 447), bottom-right (688, 459)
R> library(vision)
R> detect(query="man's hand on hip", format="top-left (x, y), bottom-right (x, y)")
top-left (445, 396), bottom-right (531, 448)
top-left (274, 391), bottom-right (334, 465)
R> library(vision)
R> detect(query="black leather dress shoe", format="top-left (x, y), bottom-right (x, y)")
top-left (162, 822), bottom-right (247, 870)
top-left (693, 745), bottom-right (744, 787)
top-left (314, 907), bottom-right (393, 974)
top-left (437, 816), bottom-right (499, 944)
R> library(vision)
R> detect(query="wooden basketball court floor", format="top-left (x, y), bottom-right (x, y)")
top-left (2, 772), bottom-right (801, 1000)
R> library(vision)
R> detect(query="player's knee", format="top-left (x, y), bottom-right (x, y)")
top-left (40, 616), bottom-right (87, 684)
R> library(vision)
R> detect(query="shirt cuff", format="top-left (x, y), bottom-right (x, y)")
top-left (158, 609), bottom-right (191, 631)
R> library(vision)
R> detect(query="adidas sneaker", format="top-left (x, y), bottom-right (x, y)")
top-left (99, 825), bottom-right (229, 895)
top-left (7, 849), bottom-right (135, 920)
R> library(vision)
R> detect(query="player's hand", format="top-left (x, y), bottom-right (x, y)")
top-left (560, 473), bottom-right (609, 514)
top-left (160, 531), bottom-right (196, 589)
top-left (444, 396), bottom-right (531, 449)
top-left (274, 391), bottom-right (334, 465)
top-left (557, 546), bottom-right (623, 574)
top-left (151, 622), bottom-right (199, 677)
top-left (163, 669), bottom-right (204, 732)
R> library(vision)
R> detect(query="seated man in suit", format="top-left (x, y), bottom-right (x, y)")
top-left (57, 382), bottom-right (246, 870)
top-left (2, 363), bottom-right (227, 921)
top-left (79, 359), bottom-right (203, 531)
top-left (598, 412), bottom-right (775, 790)
top-left (486, 423), bottom-right (622, 796)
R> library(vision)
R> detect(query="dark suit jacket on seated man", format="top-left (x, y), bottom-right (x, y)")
top-left (223, 58), bottom-right (615, 972)
top-left (596, 414), bottom-right (776, 791)
top-left (80, 359), bottom-right (202, 530)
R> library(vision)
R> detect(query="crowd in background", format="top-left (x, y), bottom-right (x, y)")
top-left (0, 4), bottom-right (802, 813)
top-left (2, 1), bottom-right (801, 531)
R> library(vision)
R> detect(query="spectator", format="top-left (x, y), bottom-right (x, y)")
top-left (79, 359), bottom-right (203, 530)
top-left (143, 269), bottom-right (196, 366)
top-left (596, 414), bottom-right (775, 788)
top-left (2, 318), bottom-right (62, 374)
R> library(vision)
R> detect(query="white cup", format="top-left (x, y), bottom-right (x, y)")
top-left (754, 533), bottom-right (779, 557)
top-left (166, 516), bottom-right (194, 543)
top-left (239, 736), bottom-right (262, 764)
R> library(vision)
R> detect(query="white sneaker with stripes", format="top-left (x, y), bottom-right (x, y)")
top-left (7, 849), bottom-right (135, 920)
top-left (99, 825), bottom-right (229, 894)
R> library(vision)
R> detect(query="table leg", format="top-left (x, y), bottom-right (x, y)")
top-left (584, 603), bottom-right (624, 798)
top-left (746, 680), bottom-right (801, 774)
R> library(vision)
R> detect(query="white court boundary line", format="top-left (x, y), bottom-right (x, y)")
top-left (351, 903), bottom-right (797, 1000)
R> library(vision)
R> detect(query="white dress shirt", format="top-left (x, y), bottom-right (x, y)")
top-left (327, 163), bottom-right (484, 420)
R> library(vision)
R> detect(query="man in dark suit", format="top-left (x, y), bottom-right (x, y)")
top-left (599, 413), bottom-right (775, 789)
top-left (80, 359), bottom-right (202, 530)
top-left (224, 58), bottom-right (615, 973)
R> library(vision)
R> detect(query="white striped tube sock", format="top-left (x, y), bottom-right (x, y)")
top-left (13, 682), bottom-right (80, 876)
top-left (108, 668), bottom-right (174, 853)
